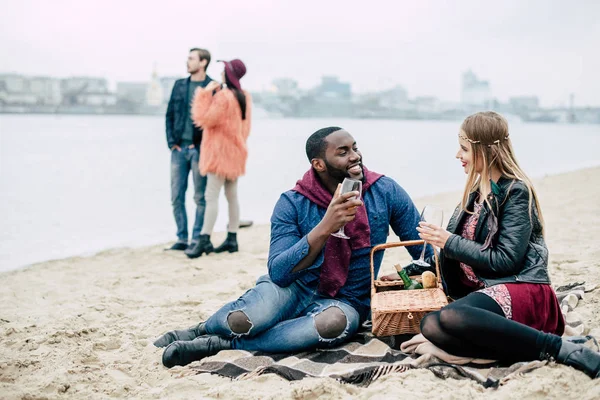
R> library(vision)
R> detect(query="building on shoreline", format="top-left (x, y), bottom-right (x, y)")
top-left (461, 70), bottom-right (492, 109)
top-left (253, 70), bottom-right (599, 124)
top-left (0, 74), bottom-right (62, 109)
top-left (0, 71), bottom-right (176, 115)
top-left (1, 72), bottom-right (599, 123)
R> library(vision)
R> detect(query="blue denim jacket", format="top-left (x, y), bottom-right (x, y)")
top-left (267, 176), bottom-right (431, 321)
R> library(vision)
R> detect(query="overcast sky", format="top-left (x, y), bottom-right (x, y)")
top-left (1, 0), bottom-right (599, 106)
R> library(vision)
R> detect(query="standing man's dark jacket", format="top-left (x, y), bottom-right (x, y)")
top-left (166, 76), bottom-right (213, 149)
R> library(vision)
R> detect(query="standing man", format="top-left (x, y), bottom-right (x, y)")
top-left (166, 48), bottom-right (213, 251)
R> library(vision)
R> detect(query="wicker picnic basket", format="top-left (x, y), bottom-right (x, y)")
top-left (370, 240), bottom-right (449, 336)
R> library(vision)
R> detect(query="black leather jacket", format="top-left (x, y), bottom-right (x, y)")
top-left (165, 76), bottom-right (212, 149)
top-left (406, 177), bottom-right (550, 299)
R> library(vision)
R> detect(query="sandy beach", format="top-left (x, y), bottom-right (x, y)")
top-left (1, 166), bottom-right (599, 400)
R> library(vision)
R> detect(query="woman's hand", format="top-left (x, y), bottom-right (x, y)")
top-left (417, 222), bottom-right (451, 249)
top-left (379, 272), bottom-right (400, 281)
top-left (206, 81), bottom-right (222, 92)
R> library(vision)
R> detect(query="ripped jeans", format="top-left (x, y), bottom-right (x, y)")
top-left (203, 275), bottom-right (361, 353)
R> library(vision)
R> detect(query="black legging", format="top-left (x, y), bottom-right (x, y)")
top-left (420, 292), bottom-right (562, 363)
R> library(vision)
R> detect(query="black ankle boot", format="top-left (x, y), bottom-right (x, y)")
top-left (556, 339), bottom-right (600, 378)
top-left (153, 322), bottom-right (207, 348)
top-left (214, 232), bottom-right (238, 253)
top-left (184, 235), bottom-right (214, 258)
top-left (162, 335), bottom-right (231, 368)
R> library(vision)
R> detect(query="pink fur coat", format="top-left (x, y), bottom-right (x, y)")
top-left (191, 87), bottom-right (252, 180)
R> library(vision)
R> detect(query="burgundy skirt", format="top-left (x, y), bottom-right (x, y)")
top-left (480, 283), bottom-right (565, 335)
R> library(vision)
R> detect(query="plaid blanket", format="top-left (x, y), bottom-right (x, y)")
top-left (189, 283), bottom-right (598, 388)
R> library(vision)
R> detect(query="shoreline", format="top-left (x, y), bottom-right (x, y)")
top-left (1, 166), bottom-right (599, 399)
top-left (2, 164), bottom-right (599, 275)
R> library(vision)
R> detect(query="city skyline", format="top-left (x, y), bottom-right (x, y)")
top-left (0, 68), bottom-right (595, 110)
top-left (5, 70), bottom-right (599, 125)
top-left (2, 0), bottom-right (599, 107)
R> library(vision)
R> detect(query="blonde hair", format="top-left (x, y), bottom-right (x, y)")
top-left (459, 111), bottom-right (544, 234)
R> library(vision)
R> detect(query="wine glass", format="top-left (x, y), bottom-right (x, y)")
top-left (412, 205), bottom-right (444, 267)
top-left (331, 178), bottom-right (362, 239)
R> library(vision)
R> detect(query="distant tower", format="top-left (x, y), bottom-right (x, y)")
top-left (146, 64), bottom-right (163, 107)
top-left (568, 93), bottom-right (576, 123)
top-left (569, 93), bottom-right (574, 109)
top-left (461, 70), bottom-right (491, 108)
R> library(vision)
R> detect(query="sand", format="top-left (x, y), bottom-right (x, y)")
top-left (1, 167), bottom-right (599, 399)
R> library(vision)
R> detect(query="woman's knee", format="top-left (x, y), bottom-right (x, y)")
top-left (204, 187), bottom-right (221, 202)
top-left (438, 307), bottom-right (464, 332)
top-left (314, 306), bottom-right (348, 339)
top-left (224, 181), bottom-right (238, 202)
top-left (420, 311), bottom-right (440, 339)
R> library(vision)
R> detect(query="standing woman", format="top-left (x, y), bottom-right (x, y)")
top-left (384, 111), bottom-right (599, 378)
top-left (185, 59), bottom-right (251, 258)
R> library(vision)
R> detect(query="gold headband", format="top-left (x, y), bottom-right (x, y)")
top-left (459, 133), bottom-right (510, 147)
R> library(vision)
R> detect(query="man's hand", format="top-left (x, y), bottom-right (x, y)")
top-left (171, 145), bottom-right (182, 152)
top-left (319, 184), bottom-right (363, 235)
top-left (417, 222), bottom-right (451, 249)
top-left (295, 184), bottom-right (363, 274)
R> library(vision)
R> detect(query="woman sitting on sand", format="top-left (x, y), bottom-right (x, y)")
top-left (383, 111), bottom-right (600, 378)
top-left (184, 59), bottom-right (252, 258)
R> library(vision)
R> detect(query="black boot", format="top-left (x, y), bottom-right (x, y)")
top-left (214, 232), bottom-right (238, 253)
top-left (153, 322), bottom-right (206, 348)
top-left (166, 241), bottom-right (188, 251)
top-left (162, 335), bottom-right (231, 368)
top-left (556, 339), bottom-right (600, 378)
top-left (184, 234), bottom-right (214, 258)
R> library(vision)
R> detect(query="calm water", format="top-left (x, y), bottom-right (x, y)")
top-left (0, 114), bottom-right (598, 271)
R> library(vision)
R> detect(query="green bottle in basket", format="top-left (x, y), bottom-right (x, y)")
top-left (394, 264), bottom-right (423, 290)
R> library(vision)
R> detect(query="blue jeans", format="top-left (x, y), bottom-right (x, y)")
top-left (204, 275), bottom-right (361, 353)
top-left (170, 146), bottom-right (207, 242)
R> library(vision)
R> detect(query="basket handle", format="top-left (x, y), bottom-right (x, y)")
top-left (370, 240), bottom-right (442, 298)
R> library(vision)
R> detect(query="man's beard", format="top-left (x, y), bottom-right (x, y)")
top-left (324, 158), bottom-right (365, 183)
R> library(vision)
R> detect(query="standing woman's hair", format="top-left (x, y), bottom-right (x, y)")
top-left (459, 111), bottom-right (544, 234)
top-left (225, 74), bottom-right (247, 120)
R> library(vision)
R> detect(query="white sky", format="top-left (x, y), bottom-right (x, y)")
top-left (1, 0), bottom-right (599, 106)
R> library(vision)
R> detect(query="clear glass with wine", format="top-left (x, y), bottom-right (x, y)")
top-left (412, 205), bottom-right (444, 267)
top-left (331, 178), bottom-right (362, 239)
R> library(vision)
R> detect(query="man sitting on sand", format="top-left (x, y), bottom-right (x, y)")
top-left (154, 126), bottom-right (430, 368)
